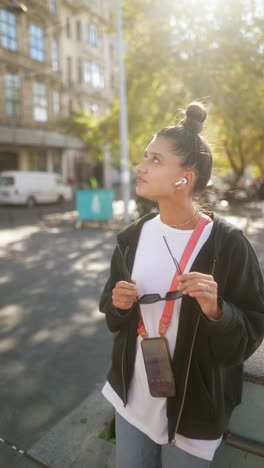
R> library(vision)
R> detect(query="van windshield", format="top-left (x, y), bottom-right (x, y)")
top-left (0, 176), bottom-right (14, 186)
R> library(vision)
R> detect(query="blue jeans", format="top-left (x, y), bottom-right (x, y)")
top-left (115, 412), bottom-right (211, 468)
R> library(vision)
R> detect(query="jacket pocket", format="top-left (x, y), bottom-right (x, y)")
top-left (182, 357), bottom-right (216, 421)
top-left (223, 366), bottom-right (243, 408)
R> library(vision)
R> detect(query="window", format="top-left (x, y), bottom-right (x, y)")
top-left (83, 62), bottom-right (91, 83)
top-left (84, 23), bottom-right (100, 46)
top-left (30, 24), bottom-right (45, 61)
top-left (76, 20), bottom-right (81, 41)
top-left (33, 82), bottom-right (48, 121)
top-left (0, 176), bottom-right (14, 186)
top-left (67, 56), bottom-right (72, 84)
top-left (91, 63), bottom-right (99, 87)
top-left (90, 24), bottom-right (98, 45)
top-left (0, 152), bottom-right (18, 171)
top-left (0, 10), bottom-right (17, 51)
top-left (28, 150), bottom-right (47, 171)
top-left (50, 0), bottom-right (56, 13)
top-left (4, 73), bottom-right (21, 116)
top-left (51, 39), bottom-right (58, 71)
top-left (83, 62), bottom-right (104, 88)
top-left (84, 24), bottom-right (89, 43)
top-left (66, 17), bottom-right (71, 38)
top-left (53, 91), bottom-right (60, 114)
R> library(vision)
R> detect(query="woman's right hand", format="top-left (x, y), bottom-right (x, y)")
top-left (112, 279), bottom-right (140, 310)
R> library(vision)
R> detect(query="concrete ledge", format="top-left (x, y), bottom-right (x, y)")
top-left (244, 343), bottom-right (264, 383)
top-left (212, 442), bottom-right (264, 467)
top-left (70, 434), bottom-right (115, 468)
top-left (211, 381), bottom-right (264, 466)
top-left (26, 390), bottom-right (114, 468)
top-left (228, 381), bottom-right (264, 444)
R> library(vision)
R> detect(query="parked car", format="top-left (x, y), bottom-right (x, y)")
top-left (0, 171), bottom-right (72, 206)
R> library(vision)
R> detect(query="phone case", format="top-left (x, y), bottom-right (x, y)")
top-left (141, 337), bottom-right (176, 397)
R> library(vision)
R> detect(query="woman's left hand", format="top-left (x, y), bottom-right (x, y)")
top-left (177, 272), bottom-right (222, 320)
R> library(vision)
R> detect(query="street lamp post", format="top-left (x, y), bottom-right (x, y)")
top-left (116, 0), bottom-right (130, 224)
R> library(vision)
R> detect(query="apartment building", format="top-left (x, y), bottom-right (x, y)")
top-left (58, 0), bottom-right (114, 183)
top-left (0, 0), bottom-right (114, 183)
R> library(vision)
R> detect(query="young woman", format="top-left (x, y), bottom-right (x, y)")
top-left (99, 102), bottom-right (264, 468)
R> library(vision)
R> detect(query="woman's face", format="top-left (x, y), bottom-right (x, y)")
top-left (136, 136), bottom-right (191, 201)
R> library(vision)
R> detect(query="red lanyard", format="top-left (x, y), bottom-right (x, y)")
top-left (138, 215), bottom-right (209, 338)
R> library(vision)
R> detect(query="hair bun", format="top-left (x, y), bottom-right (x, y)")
top-left (181, 102), bottom-right (207, 134)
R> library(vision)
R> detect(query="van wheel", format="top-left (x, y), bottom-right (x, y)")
top-left (26, 196), bottom-right (36, 208)
top-left (57, 195), bottom-right (65, 204)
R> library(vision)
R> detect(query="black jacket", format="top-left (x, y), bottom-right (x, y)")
top-left (99, 213), bottom-right (264, 442)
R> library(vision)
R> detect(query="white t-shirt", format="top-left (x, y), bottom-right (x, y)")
top-left (102, 215), bottom-right (222, 461)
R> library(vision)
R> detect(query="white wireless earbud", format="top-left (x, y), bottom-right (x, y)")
top-left (175, 177), bottom-right (187, 186)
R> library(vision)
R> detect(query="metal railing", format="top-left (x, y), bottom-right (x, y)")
top-left (224, 431), bottom-right (264, 458)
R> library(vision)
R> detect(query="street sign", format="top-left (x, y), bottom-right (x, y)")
top-left (76, 189), bottom-right (115, 221)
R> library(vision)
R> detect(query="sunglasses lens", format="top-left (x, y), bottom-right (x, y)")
top-left (139, 294), bottom-right (160, 304)
top-left (166, 290), bottom-right (182, 301)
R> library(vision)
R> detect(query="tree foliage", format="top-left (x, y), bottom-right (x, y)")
top-left (170, 0), bottom-right (264, 184)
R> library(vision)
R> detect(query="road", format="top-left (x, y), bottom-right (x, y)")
top-left (0, 203), bottom-right (263, 467)
top-left (0, 215), bottom-right (116, 467)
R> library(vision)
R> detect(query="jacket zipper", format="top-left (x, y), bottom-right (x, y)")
top-left (121, 333), bottom-right (128, 407)
top-left (171, 258), bottom-right (216, 444)
top-left (171, 314), bottom-right (201, 446)
top-left (117, 243), bottom-right (130, 407)
top-left (211, 259), bottom-right (216, 276)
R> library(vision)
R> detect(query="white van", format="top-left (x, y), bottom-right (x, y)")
top-left (0, 171), bottom-right (73, 206)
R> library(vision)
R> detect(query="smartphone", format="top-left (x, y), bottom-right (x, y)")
top-left (141, 337), bottom-right (176, 397)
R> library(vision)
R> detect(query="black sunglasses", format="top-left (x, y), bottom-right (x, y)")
top-left (118, 236), bottom-right (183, 305)
top-left (138, 289), bottom-right (183, 304)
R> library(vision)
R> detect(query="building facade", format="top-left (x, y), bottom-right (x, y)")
top-left (0, 0), bottom-right (114, 184)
